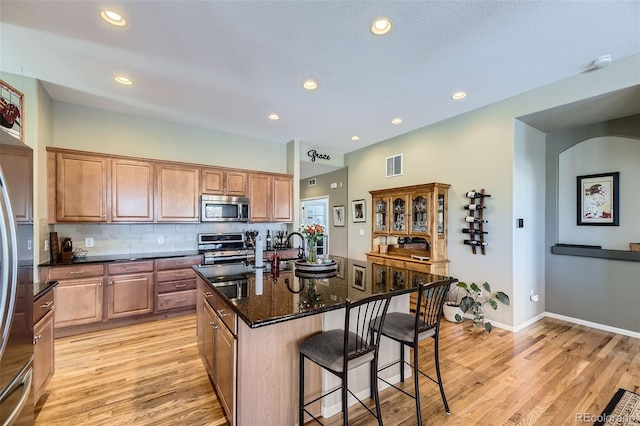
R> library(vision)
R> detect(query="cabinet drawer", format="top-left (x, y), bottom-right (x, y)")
top-left (213, 295), bottom-right (236, 334)
top-left (157, 268), bottom-right (197, 283)
top-left (48, 264), bottom-right (104, 280)
top-left (108, 261), bottom-right (154, 275)
top-left (157, 279), bottom-right (197, 294)
top-left (157, 289), bottom-right (197, 311)
top-left (404, 261), bottom-right (429, 273)
top-left (387, 259), bottom-right (406, 269)
top-left (34, 290), bottom-right (54, 324)
top-left (156, 256), bottom-right (202, 271)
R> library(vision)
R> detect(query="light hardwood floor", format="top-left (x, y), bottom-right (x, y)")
top-left (35, 314), bottom-right (640, 426)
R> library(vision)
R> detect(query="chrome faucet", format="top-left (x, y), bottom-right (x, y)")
top-left (286, 232), bottom-right (305, 259)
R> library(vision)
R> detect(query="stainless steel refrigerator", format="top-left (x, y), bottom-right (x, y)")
top-left (0, 133), bottom-right (34, 425)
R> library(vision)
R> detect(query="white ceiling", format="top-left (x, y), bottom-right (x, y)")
top-left (1, 1), bottom-right (639, 159)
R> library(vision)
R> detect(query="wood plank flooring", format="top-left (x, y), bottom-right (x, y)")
top-left (35, 314), bottom-right (640, 426)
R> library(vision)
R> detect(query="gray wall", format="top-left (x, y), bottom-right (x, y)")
top-left (299, 168), bottom-right (348, 258)
top-left (545, 114), bottom-right (640, 332)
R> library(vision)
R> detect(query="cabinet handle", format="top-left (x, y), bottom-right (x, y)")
top-left (33, 334), bottom-right (42, 344)
top-left (109, 281), bottom-right (114, 285)
top-left (217, 309), bottom-right (230, 318)
top-left (203, 292), bottom-right (213, 297)
top-left (174, 273), bottom-right (187, 278)
top-left (40, 301), bottom-right (53, 308)
top-left (176, 262), bottom-right (187, 266)
top-left (175, 284), bottom-right (187, 288)
top-left (69, 271), bottom-right (85, 275)
top-left (125, 266), bottom-right (138, 271)
top-left (175, 298), bottom-right (186, 302)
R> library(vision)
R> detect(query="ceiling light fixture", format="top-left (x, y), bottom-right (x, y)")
top-left (114, 75), bottom-right (133, 85)
top-left (303, 79), bottom-right (318, 90)
top-left (268, 113), bottom-right (280, 121)
top-left (451, 91), bottom-right (467, 100)
top-left (370, 18), bottom-right (392, 35)
top-left (590, 54), bottom-right (613, 69)
top-left (391, 118), bottom-right (402, 125)
top-left (100, 10), bottom-right (126, 27)
top-left (351, 136), bottom-right (360, 141)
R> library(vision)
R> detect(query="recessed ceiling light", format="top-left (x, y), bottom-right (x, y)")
top-left (303, 79), bottom-right (318, 90)
top-left (114, 75), bottom-right (133, 85)
top-left (451, 91), bottom-right (467, 100)
top-left (100, 10), bottom-right (126, 27)
top-left (268, 113), bottom-right (280, 121)
top-left (391, 118), bottom-right (402, 125)
top-left (351, 136), bottom-right (360, 141)
top-left (370, 18), bottom-right (392, 35)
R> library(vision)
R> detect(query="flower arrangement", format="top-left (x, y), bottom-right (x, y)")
top-left (299, 222), bottom-right (325, 263)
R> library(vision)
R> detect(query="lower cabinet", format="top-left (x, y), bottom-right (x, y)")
top-left (107, 272), bottom-right (154, 320)
top-left (156, 255), bottom-right (202, 312)
top-left (197, 277), bottom-right (237, 424)
top-left (33, 290), bottom-right (55, 403)
top-left (54, 277), bottom-right (104, 328)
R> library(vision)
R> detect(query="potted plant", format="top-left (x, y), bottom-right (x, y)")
top-left (442, 283), bottom-right (463, 322)
top-left (455, 281), bottom-right (510, 332)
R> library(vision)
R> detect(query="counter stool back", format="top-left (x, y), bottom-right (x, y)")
top-left (299, 292), bottom-right (391, 425)
top-left (372, 279), bottom-right (451, 426)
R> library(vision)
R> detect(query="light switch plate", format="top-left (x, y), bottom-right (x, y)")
top-left (85, 237), bottom-right (94, 247)
top-left (359, 229), bottom-right (364, 236)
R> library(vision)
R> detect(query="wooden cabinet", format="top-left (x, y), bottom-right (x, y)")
top-left (55, 152), bottom-right (108, 222)
top-left (156, 256), bottom-right (201, 312)
top-left (50, 264), bottom-right (104, 328)
top-left (107, 261), bottom-right (154, 320)
top-left (33, 290), bottom-right (55, 403)
top-left (248, 173), bottom-right (293, 223)
top-left (112, 159), bottom-right (154, 222)
top-left (196, 276), bottom-right (237, 424)
top-left (0, 145), bottom-right (32, 222)
top-left (201, 167), bottom-right (247, 197)
top-left (156, 163), bottom-right (200, 222)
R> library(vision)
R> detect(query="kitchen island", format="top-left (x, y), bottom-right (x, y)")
top-left (194, 259), bottom-right (454, 425)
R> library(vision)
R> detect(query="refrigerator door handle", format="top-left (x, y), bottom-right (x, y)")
top-left (0, 171), bottom-right (18, 362)
top-left (0, 363), bottom-right (33, 426)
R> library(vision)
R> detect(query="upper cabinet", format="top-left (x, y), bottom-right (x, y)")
top-left (201, 167), bottom-right (247, 197)
top-left (156, 163), bottom-right (200, 222)
top-left (0, 145), bottom-right (33, 223)
top-left (55, 152), bottom-right (108, 222)
top-left (112, 159), bottom-right (154, 222)
top-left (248, 173), bottom-right (292, 223)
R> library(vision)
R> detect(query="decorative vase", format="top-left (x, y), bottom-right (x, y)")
top-left (472, 304), bottom-right (485, 328)
top-left (306, 239), bottom-right (317, 263)
top-left (443, 303), bottom-right (462, 322)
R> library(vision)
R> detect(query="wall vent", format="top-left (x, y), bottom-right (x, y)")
top-left (386, 154), bottom-right (403, 177)
top-left (308, 178), bottom-right (317, 186)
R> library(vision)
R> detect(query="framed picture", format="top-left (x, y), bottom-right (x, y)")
top-left (0, 80), bottom-right (24, 142)
top-left (352, 199), bottom-right (366, 223)
top-left (332, 205), bottom-right (345, 227)
top-left (330, 255), bottom-right (345, 279)
top-left (577, 172), bottom-right (619, 226)
top-left (352, 264), bottom-right (366, 291)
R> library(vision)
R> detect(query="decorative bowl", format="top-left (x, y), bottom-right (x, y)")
top-left (73, 248), bottom-right (88, 259)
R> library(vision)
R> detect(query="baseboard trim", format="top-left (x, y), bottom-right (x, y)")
top-left (544, 312), bottom-right (640, 339)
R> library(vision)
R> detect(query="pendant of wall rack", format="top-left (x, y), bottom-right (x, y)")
top-left (463, 188), bottom-right (490, 255)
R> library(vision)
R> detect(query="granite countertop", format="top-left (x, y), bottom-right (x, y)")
top-left (39, 250), bottom-right (202, 267)
top-left (194, 259), bottom-right (455, 329)
top-left (34, 280), bottom-right (58, 300)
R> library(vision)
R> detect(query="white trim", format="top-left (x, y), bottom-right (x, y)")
top-left (544, 312), bottom-right (640, 339)
top-left (512, 312), bottom-right (547, 332)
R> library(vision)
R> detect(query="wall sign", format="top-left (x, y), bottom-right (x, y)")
top-left (0, 79), bottom-right (24, 141)
top-left (307, 149), bottom-right (331, 162)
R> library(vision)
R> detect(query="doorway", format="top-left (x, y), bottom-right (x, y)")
top-left (300, 196), bottom-right (329, 256)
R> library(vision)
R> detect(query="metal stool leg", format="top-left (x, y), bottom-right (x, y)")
top-left (299, 353), bottom-right (305, 426)
top-left (413, 345), bottom-right (422, 426)
top-left (434, 335), bottom-right (450, 413)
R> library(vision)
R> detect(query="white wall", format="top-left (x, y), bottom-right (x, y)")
top-left (344, 53), bottom-right (640, 328)
top-left (558, 136), bottom-right (640, 249)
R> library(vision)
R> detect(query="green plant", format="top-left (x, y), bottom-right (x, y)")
top-left (455, 281), bottom-right (510, 333)
top-left (444, 282), bottom-right (463, 306)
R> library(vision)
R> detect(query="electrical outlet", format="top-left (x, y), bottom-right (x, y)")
top-left (158, 235), bottom-right (164, 245)
top-left (44, 240), bottom-right (49, 251)
top-left (27, 240), bottom-right (32, 250)
top-left (85, 237), bottom-right (94, 248)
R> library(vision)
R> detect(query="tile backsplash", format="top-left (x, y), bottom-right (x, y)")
top-left (52, 222), bottom-right (288, 256)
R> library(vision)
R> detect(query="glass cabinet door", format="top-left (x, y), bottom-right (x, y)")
top-left (391, 196), bottom-right (408, 233)
top-left (373, 197), bottom-right (388, 233)
top-left (411, 195), bottom-right (428, 234)
top-left (373, 264), bottom-right (387, 293)
top-left (389, 267), bottom-right (407, 291)
top-left (437, 194), bottom-right (445, 234)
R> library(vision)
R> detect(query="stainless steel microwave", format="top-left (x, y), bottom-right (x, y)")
top-left (200, 195), bottom-right (250, 222)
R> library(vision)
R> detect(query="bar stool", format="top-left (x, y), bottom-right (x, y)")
top-left (372, 280), bottom-right (451, 425)
top-left (299, 292), bottom-right (391, 425)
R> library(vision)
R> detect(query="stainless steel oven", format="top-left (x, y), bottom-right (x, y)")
top-left (200, 195), bottom-right (249, 222)
top-left (198, 232), bottom-right (254, 265)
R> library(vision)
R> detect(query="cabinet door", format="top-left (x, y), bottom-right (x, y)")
top-left (0, 145), bottom-right (32, 223)
top-left (107, 273), bottom-right (154, 319)
top-left (390, 195), bottom-right (409, 234)
top-left (226, 171), bottom-right (247, 196)
top-left (248, 174), bottom-right (271, 222)
top-left (56, 153), bottom-right (108, 222)
top-left (216, 320), bottom-right (236, 421)
top-left (373, 264), bottom-right (388, 293)
top-left (201, 168), bottom-right (224, 195)
top-left (410, 193), bottom-right (429, 235)
top-left (372, 196), bottom-right (389, 235)
top-left (203, 300), bottom-right (216, 378)
top-left (156, 164), bottom-right (200, 222)
top-left (54, 278), bottom-right (104, 328)
top-left (33, 310), bottom-right (55, 403)
top-left (112, 159), bottom-right (154, 222)
top-left (272, 175), bottom-right (293, 222)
